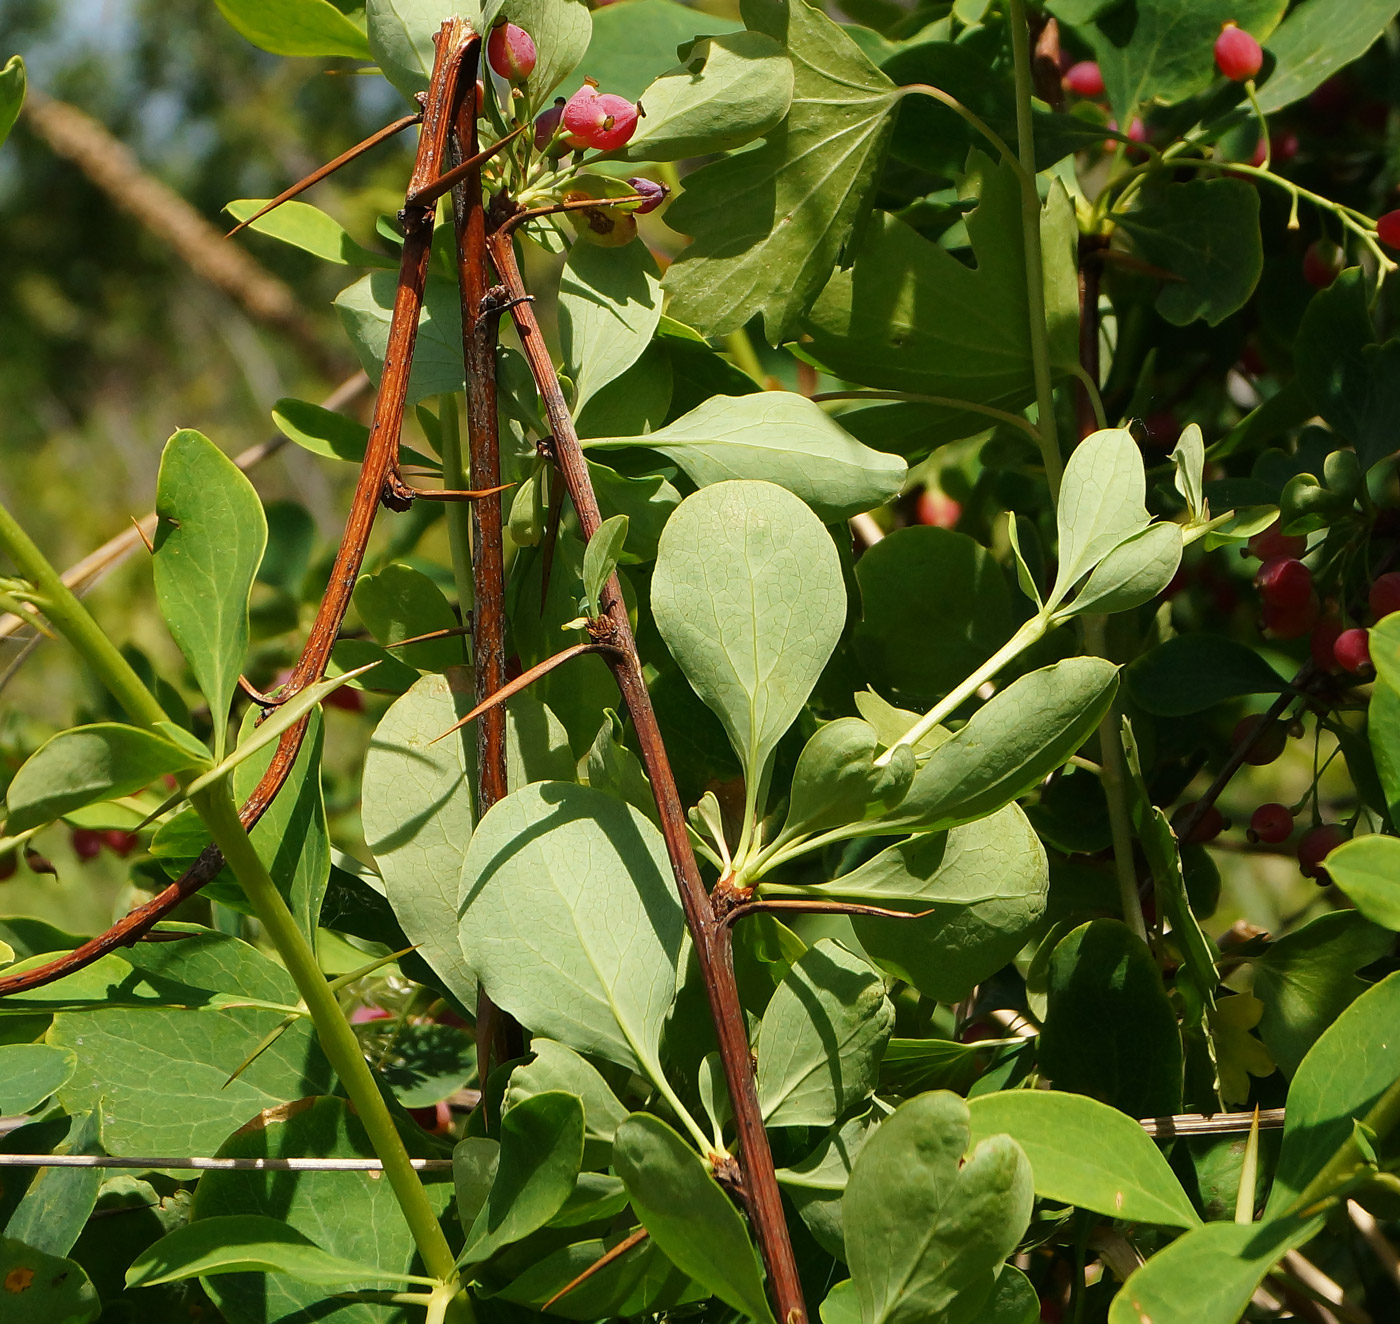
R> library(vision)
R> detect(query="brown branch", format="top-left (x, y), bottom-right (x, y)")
top-left (0, 25), bottom-right (475, 1002)
top-left (403, 122), bottom-right (528, 209)
top-left (226, 113), bottom-right (422, 237)
top-left (486, 216), bottom-right (810, 1324)
top-left (20, 88), bottom-right (344, 379)
top-left (541, 1228), bottom-right (650, 1312)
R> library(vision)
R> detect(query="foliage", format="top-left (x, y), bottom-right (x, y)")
top-left (3, 2), bottom-right (1400, 1323)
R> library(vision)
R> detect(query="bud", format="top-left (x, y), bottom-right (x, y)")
top-left (626, 176), bottom-right (668, 214)
top-left (487, 21), bottom-right (537, 83)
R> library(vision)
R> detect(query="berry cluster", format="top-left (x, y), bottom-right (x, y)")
top-left (70, 827), bottom-right (140, 862)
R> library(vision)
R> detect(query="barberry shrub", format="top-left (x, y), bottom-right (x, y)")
top-left (2, 3), bottom-right (1400, 1324)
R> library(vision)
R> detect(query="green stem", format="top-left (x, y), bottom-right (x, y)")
top-left (724, 329), bottom-right (765, 385)
top-left (437, 393), bottom-right (477, 629)
top-left (196, 784), bottom-right (466, 1298)
top-left (812, 390), bottom-right (1044, 446)
top-left (899, 85), bottom-right (1027, 189)
top-left (0, 501), bottom-right (168, 729)
top-left (1007, 0), bottom-right (1062, 500)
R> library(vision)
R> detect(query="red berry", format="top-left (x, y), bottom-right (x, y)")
top-left (626, 177), bottom-right (668, 214)
top-left (1215, 23), bottom-right (1263, 82)
top-left (561, 85), bottom-right (639, 151)
top-left (0, 854), bottom-right (15, 882)
top-left (325, 684), bottom-right (363, 713)
top-left (1310, 613), bottom-right (1344, 669)
top-left (71, 828), bottom-right (103, 862)
top-left (1256, 557), bottom-right (1312, 610)
top-left (1298, 824), bottom-right (1347, 880)
top-left (1378, 210), bottom-right (1400, 250)
top-left (487, 21), bottom-right (537, 82)
top-left (1248, 803), bottom-right (1294, 845)
top-left (1334, 627), bottom-right (1372, 674)
top-left (1232, 714), bottom-right (1287, 765)
top-left (1063, 61), bottom-right (1105, 97)
top-left (1246, 526), bottom-right (1306, 562)
top-left (102, 830), bottom-right (139, 858)
top-left (1370, 572), bottom-right (1400, 621)
top-left (408, 1100), bottom-right (453, 1134)
top-left (916, 488), bottom-right (961, 529)
top-left (1173, 802), bottom-right (1227, 845)
top-left (1303, 239), bottom-right (1345, 288)
top-left (1263, 591), bottom-right (1320, 639)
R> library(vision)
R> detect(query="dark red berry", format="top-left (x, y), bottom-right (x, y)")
top-left (1263, 591), bottom-right (1320, 639)
top-left (1334, 627), bottom-right (1372, 674)
top-left (1216, 23), bottom-right (1263, 82)
top-left (1256, 557), bottom-right (1312, 610)
top-left (71, 828), bottom-right (103, 861)
top-left (1173, 802), bottom-right (1227, 844)
top-left (534, 98), bottom-right (565, 149)
top-left (1248, 803), bottom-right (1294, 845)
top-left (1232, 714), bottom-right (1287, 765)
top-left (1246, 526), bottom-right (1306, 562)
top-left (0, 854), bottom-right (15, 882)
top-left (626, 177), bottom-right (668, 214)
top-left (1298, 824), bottom-right (1347, 880)
top-left (1063, 61), bottom-right (1105, 97)
top-left (1303, 239), bottom-right (1345, 288)
top-left (1377, 210), bottom-right (1400, 250)
top-left (324, 684), bottom-right (364, 713)
top-left (1311, 613), bottom-right (1345, 669)
top-left (487, 21), bottom-right (537, 82)
top-left (102, 830), bottom-right (140, 858)
top-left (1369, 571), bottom-right (1400, 621)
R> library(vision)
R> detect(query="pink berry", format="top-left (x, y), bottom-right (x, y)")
top-left (1298, 824), bottom-right (1347, 880)
top-left (1262, 591), bottom-right (1320, 640)
top-left (487, 21), bottom-right (537, 82)
top-left (1248, 803), bottom-right (1294, 845)
top-left (916, 489), bottom-right (961, 529)
top-left (626, 177), bottom-right (668, 214)
top-left (1215, 23), bottom-right (1263, 82)
top-left (1379, 211), bottom-right (1400, 250)
top-left (1173, 802), bottom-right (1226, 845)
top-left (1334, 627), bottom-right (1372, 673)
top-left (71, 828), bottom-right (103, 862)
top-left (1256, 557), bottom-right (1312, 610)
top-left (534, 98), bottom-right (565, 149)
top-left (1246, 526), bottom-right (1306, 561)
top-left (1370, 572), bottom-right (1400, 621)
top-left (1232, 714), bottom-right (1286, 766)
top-left (561, 84), bottom-right (639, 151)
top-left (1063, 61), bottom-right (1105, 97)
top-left (1303, 239), bottom-right (1344, 288)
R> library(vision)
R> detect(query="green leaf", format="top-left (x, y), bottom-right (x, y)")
top-left (559, 239), bottom-right (662, 416)
top-left (0, 55), bottom-right (25, 151)
top-left (652, 480), bottom-right (845, 797)
top-left (4, 1109), bottom-right (103, 1257)
top-left (582, 515), bottom-right (628, 618)
top-left (589, 392), bottom-right (905, 523)
top-left (1370, 678), bottom-right (1400, 819)
top-left (1116, 179), bottom-right (1263, 327)
top-left (5, 724), bottom-right (206, 834)
top-left (214, 0), bottom-right (370, 59)
top-left (354, 563), bottom-right (461, 672)
top-left (563, 0), bottom-right (740, 101)
top-left (1058, 521), bottom-right (1182, 619)
top-left (1294, 270), bottom-right (1400, 471)
top-left (1172, 422), bottom-right (1207, 521)
top-left (1125, 633), bottom-right (1287, 716)
top-left (612, 1112), bottom-right (778, 1324)
top-left (224, 199), bottom-right (388, 266)
top-left (363, 672), bottom-right (573, 1004)
top-left (1073, 0), bottom-right (1285, 120)
top-left (452, 1137), bottom-right (497, 1236)
top-left (462, 1091), bottom-right (584, 1264)
top-left (581, 709), bottom-right (657, 826)
top-left (846, 804), bottom-right (1048, 1005)
top-left (129, 1215), bottom-right (426, 1289)
top-left (365, 0), bottom-right (485, 101)
top-left (873, 659), bottom-right (1120, 836)
top-left (1267, 969), bottom-right (1400, 1215)
top-left (506, 1039), bottom-right (629, 1149)
top-left (1040, 919), bottom-right (1183, 1120)
top-left (192, 1096), bottom-right (453, 1324)
top-left (1374, 615), bottom-right (1400, 694)
top-left (335, 272), bottom-right (464, 404)
top-left (1049, 428), bottom-right (1150, 609)
top-left (844, 1091), bottom-right (1033, 1324)
top-left (1256, 0), bottom-right (1400, 113)
top-left (854, 527), bottom-right (1014, 706)
top-left (662, 0), bottom-right (899, 342)
top-left (458, 782), bottom-right (684, 1083)
top-left (153, 429), bottom-right (267, 758)
top-left (822, 1279), bottom-right (859, 1324)
top-left (756, 940), bottom-right (894, 1128)
top-left (0, 1239), bottom-right (99, 1324)
top-left (1107, 1213), bottom-right (1324, 1324)
top-left (777, 1112), bottom-right (878, 1259)
top-left (805, 158), bottom-right (1080, 429)
top-left (966, 1090), bottom-right (1200, 1227)
top-left (0, 1043), bottom-right (76, 1117)
top-left (589, 461), bottom-right (680, 561)
top-left (777, 719), bottom-right (915, 843)
top-left (1326, 834), bottom-right (1400, 930)
top-left (272, 397), bottom-right (434, 471)
top-left (622, 31), bottom-right (793, 161)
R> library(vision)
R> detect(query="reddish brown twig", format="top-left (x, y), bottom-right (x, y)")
top-left (0, 25), bottom-right (476, 1002)
top-left (403, 122), bottom-right (528, 209)
top-left (225, 112), bottom-right (422, 237)
top-left (541, 1228), bottom-right (650, 1312)
top-left (486, 215), bottom-right (810, 1324)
